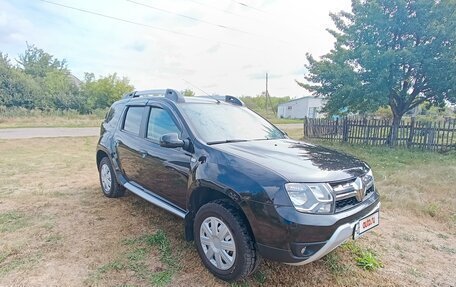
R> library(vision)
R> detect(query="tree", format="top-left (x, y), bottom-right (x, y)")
top-left (17, 43), bottom-right (67, 78)
top-left (13, 43), bottom-right (82, 111)
top-left (0, 53), bottom-right (41, 109)
top-left (42, 70), bottom-right (83, 111)
top-left (181, 89), bottom-right (195, 97)
top-left (299, 0), bottom-right (456, 145)
top-left (241, 94), bottom-right (291, 114)
top-left (82, 73), bottom-right (134, 111)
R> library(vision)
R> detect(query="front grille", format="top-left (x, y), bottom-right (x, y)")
top-left (333, 181), bottom-right (375, 213)
top-left (335, 196), bottom-right (358, 211)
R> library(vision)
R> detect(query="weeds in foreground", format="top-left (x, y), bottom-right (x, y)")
top-left (355, 250), bottom-right (383, 271)
top-left (253, 270), bottom-right (267, 284)
top-left (342, 241), bottom-right (383, 271)
top-left (323, 252), bottom-right (349, 275)
top-left (424, 203), bottom-right (440, 217)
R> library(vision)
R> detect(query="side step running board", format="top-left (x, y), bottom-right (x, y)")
top-left (124, 182), bottom-right (187, 218)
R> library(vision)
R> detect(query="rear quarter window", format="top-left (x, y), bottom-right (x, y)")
top-left (105, 107), bottom-right (115, 123)
top-left (123, 106), bottom-right (144, 135)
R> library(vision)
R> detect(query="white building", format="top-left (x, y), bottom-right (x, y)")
top-left (277, 96), bottom-right (325, 119)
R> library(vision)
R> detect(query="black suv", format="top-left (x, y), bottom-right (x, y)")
top-left (96, 89), bottom-right (380, 282)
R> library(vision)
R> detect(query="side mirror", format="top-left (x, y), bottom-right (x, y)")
top-left (160, 133), bottom-right (184, 148)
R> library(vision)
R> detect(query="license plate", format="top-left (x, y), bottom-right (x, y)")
top-left (353, 211), bottom-right (379, 239)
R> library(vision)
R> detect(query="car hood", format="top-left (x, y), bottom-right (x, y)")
top-left (210, 139), bottom-right (369, 182)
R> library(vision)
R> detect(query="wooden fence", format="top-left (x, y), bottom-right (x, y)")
top-left (303, 117), bottom-right (456, 151)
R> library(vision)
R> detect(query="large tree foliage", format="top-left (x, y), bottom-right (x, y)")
top-left (0, 44), bottom-right (134, 113)
top-left (0, 53), bottom-right (41, 109)
top-left (82, 73), bottom-right (133, 111)
top-left (17, 43), bottom-right (67, 78)
top-left (299, 0), bottom-right (456, 145)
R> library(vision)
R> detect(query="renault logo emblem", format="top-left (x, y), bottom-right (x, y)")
top-left (353, 177), bottom-right (366, 202)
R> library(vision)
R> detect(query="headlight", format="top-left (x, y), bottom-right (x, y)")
top-left (362, 169), bottom-right (374, 186)
top-left (285, 183), bottom-right (334, 214)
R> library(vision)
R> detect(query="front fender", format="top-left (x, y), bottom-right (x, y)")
top-left (187, 158), bottom-right (285, 243)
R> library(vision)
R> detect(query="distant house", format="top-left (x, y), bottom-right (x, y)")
top-left (277, 96), bottom-right (325, 119)
top-left (69, 74), bottom-right (82, 88)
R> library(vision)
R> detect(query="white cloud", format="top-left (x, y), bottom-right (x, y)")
top-left (0, 0), bottom-right (351, 97)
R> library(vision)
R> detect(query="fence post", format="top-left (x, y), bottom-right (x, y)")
top-left (303, 117), bottom-right (307, 138)
top-left (427, 122), bottom-right (435, 150)
top-left (407, 117), bottom-right (415, 148)
top-left (342, 118), bottom-right (348, 143)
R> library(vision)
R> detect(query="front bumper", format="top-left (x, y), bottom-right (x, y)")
top-left (287, 201), bottom-right (380, 265)
top-left (253, 195), bottom-right (380, 264)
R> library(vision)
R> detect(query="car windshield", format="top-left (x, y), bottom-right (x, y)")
top-left (179, 103), bottom-right (285, 144)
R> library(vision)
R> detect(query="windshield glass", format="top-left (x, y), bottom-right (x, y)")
top-left (179, 103), bottom-right (285, 144)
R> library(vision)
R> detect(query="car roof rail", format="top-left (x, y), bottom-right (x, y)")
top-left (199, 95), bottom-right (244, 106)
top-left (122, 89), bottom-right (185, 103)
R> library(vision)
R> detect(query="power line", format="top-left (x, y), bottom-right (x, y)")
top-left (37, 0), bottom-right (246, 49)
top-left (126, 0), bottom-right (289, 44)
top-left (126, 0), bottom-right (250, 35)
top-left (187, 0), bottom-right (243, 18)
top-left (231, 0), bottom-right (268, 14)
top-left (127, 0), bottom-right (293, 45)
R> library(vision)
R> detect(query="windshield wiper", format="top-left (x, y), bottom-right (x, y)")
top-left (207, 139), bottom-right (249, 145)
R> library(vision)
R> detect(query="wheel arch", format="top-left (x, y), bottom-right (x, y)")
top-left (184, 186), bottom-right (256, 244)
top-left (96, 149), bottom-right (109, 170)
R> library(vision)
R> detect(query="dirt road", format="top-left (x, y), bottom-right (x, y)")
top-left (0, 124), bottom-right (302, 139)
top-left (0, 127), bottom-right (100, 139)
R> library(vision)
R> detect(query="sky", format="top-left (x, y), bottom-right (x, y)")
top-left (0, 0), bottom-right (352, 98)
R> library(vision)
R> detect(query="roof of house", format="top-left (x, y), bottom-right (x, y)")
top-left (277, 96), bottom-right (322, 107)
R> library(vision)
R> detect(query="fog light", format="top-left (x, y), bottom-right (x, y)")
top-left (291, 242), bottom-right (326, 258)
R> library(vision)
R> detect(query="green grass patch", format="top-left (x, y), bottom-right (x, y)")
top-left (424, 203), bottom-right (440, 217)
top-left (89, 230), bottom-right (180, 286)
top-left (45, 234), bottom-right (63, 245)
top-left (0, 252), bottom-right (42, 277)
top-left (98, 260), bottom-right (125, 274)
top-left (355, 250), bottom-right (383, 271)
top-left (342, 241), bottom-right (383, 271)
top-left (323, 252), bottom-right (349, 275)
top-left (253, 270), bottom-right (266, 284)
top-left (0, 211), bottom-right (31, 233)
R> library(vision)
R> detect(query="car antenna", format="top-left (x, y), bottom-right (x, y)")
top-left (181, 79), bottom-right (220, 103)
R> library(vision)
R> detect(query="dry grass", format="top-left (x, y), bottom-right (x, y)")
top-left (0, 137), bottom-right (455, 286)
top-left (0, 114), bottom-right (103, 128)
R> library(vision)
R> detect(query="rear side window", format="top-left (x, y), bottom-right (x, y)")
top-left (105, 107), bottom-right (116, 123)
top-left (123, 106), bottom-right (144, 135)
top-left (147, 108), bottom-right (180, 141)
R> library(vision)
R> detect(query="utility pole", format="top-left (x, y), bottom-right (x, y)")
top-left (265, 72), bottom-right (269, 113)
top-left (265, 72), bottom-right (276, 116)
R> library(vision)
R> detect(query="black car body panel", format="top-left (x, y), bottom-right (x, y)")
top-left (96, 90), bottom-right (380, 266)
top-left (210, 139), bottom-right (369, 183)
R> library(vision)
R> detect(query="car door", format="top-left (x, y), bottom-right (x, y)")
top-left (140, 104), bottom-right (192, 209)
top-left (115, 104), bottom-right (148, 185)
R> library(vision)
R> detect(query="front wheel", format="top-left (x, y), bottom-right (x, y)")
top-left (98, 157), bottom-right (125, 198)
top-left (194, 201), bottom-right (259, 282)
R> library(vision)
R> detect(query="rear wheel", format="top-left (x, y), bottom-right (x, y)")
top-left (194, 201), bottom-right (259, 282)
top-left (98, 157), bottom-right (125, 198)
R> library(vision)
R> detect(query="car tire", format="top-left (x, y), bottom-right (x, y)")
top-left (194, 200), bottom-right (259, 282)
top-left (98, 157), bottom-right (125, 198)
